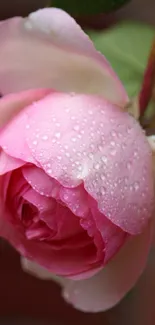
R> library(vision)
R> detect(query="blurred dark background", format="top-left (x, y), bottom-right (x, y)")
top-left (0, 243), bottom-right (110, 324)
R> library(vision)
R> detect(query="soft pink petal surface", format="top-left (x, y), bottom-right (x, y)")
top-left (2, 92), bottom-right (151, 234)
top-left (0, 149), bottom-right (24, 175)
top-left (0, 88), bottom-right (51, 128)
top-left (21, 221), bottom-right (152, 312)
top-left (0, 8), bottom-right (127, 105)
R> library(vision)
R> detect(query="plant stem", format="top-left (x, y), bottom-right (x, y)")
top-left (139, 38), bottom-right (155, 117)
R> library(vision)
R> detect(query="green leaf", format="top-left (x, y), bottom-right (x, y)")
top-left (51, 0), bottom-right (130, 15)
top-left (88, 22), bottom-right (155, 102)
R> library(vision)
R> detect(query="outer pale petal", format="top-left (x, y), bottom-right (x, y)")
top-left (0, 8), bottom-right (127, 106)
top-left (0, 89), bottom-right (51, 128)
top-left (21, 257), bottom-right (67, 285)
top-left (20, 222), bottom-right (152, 312)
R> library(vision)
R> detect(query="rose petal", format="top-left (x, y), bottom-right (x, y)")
top-left (0, 88), bottom-right (51, 128)
top-left (22, 165), bottom-right (61, 199)
top-left (0, 8), bottom-right (127, 105)
top-left (0, 210), bottom-right (98, 276)
top-left (21, 257), bottom-right (66, 283)
top-left (0, 149), bottom-right (24, 175)
top-left (24, 93), bottom-right (154, 234)
top-left (61, 222), bottom-right (151, 312)
top-left (0, 89), bottom-right (51, 164)
top-left (20, 222), bottom-right (152, 312)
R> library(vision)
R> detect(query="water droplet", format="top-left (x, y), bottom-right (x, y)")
top-left (98, 145), bottom-right (103, 152)
top-left (47, 169), bottom-right (52, 174)
top-left (94, 163), bottom-right (100, 170)
top-left (124, 177), bottom-right (128, 184)
top-left (127, 162), bottom-right (131, 170)
top-left (110, 141), bottom-right (115, 146)
top-left (134, 182), bottom-right (139, 191)
top-left (121, 143), bottom-right (126, 149)
top-left (71, 137), bottom-right (77, 142)
top-left (110, 149), bottom-right (116, 156)
top-left (26, 124), bottom-right (30, 129)
top-left (134, 150), bottom-right (138, 157)
top-left (89, 144), bottom-right (94, 151)
top-left (73, 125), bottom-right (79, 131)
top-left (33, 140), bottom-right (37, 145)
top-left (101, 186), bottom-right (106, 195)
top-left (65, 152), bottom-right (70, 158)
top-left (42, 135), bottom-right (48, 141)
top-left (55, 132), bottom-right (61, 138)
top-left (111, 131), bottom-right (116, 137)
top-left (88, 153), bottom-right (93, 159)
top-left (101, 173), bottom-right (106, 181)
top-left (88, 110), bottom-right (93, 115)
top-left (101, 156), bottom-right (107, 163)
top-left (63, 194), bottom-right (69, 201)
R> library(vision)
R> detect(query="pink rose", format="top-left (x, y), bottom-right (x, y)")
top-left (0, 8), bottom-right (154, 312)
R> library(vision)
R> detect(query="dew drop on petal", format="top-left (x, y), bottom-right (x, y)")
top-left (94, 163), bottom-right (100, 170)
top-left (101, 156), bottom-right (108, 163)
top-left (73, 125), bottom-right (80, 131)
top-left (71, 137), bottom-right (77, 142)
top-left (42, 135), bottom-right (48, 141)
top-left (110, 149), bottom-right (116, 156)
top-left (134, 182), bottom-right (139, 191)
top-left (110, 141), bottom-right (115, 146)
top-left (127, 162), bottom-right (131, 170)
top-left (55, 132), bottom-right (61, 138)
top-left (47, 169), bottom-right (52, 174)
top-left (88, 153), bottom-right (93, 159)
top-left (101, 186), bottom-right (106, 195)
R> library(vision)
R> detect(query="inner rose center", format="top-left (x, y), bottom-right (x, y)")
top-left (21, 201), bottom-right (56, 241)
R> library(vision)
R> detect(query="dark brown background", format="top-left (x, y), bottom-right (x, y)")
top-left (0, 243), bottom-right (110, 324)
